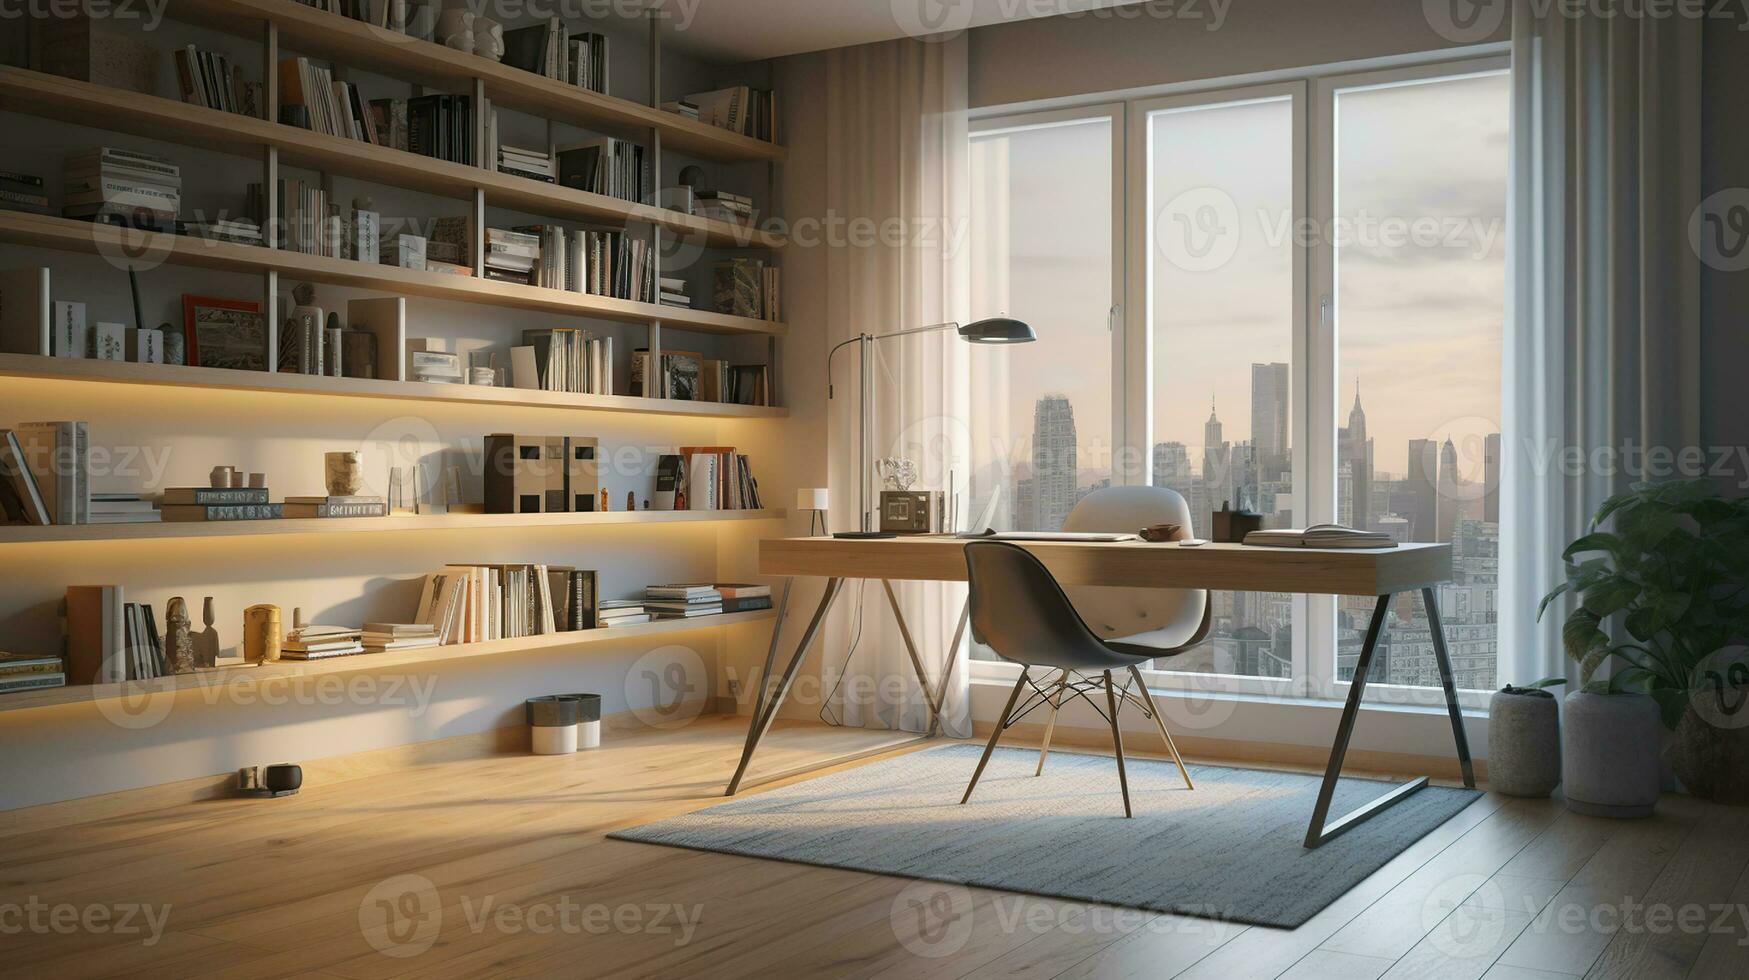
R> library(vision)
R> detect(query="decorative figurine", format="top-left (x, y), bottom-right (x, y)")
top-left (600, 487), bottom-right (609, 511)
top-left (626, 491), bottom-right (635, 512)
top-left (161, 325), bottom-right (185, 366)
top-left (248, 472), bottom-right (266, 489)
top-left (244, 604), bottom-right (282, 665)
top-left (878, 457), bottom-right (918, 492)
top-left (210, 465), bottom-right (235, 489)
top-left (164, 597), bottom-right (196, 675)
top-left (194, 597), bottom-right (220, 668)
top-left (642, 499), bottom-right (650, 510)
top-left (325, 451), bottom-right (363, 496)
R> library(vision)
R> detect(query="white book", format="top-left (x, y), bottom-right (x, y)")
top-left (52, 300), bottom-right (87, 358)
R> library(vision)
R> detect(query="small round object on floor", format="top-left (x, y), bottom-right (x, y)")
top-left (262, 763), bottom-right (302, 794)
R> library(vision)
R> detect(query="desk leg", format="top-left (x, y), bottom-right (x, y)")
top-left (926, 597), bottom-right (971, 739)
top-left (726, 577), bottom-right (843, 796)
top-left (881, 579), bottom-right (943, 733)
top-left (1424, 587), bottom-right (1477, 788)
top-left (1304, 593), bottom-right (1435, 848)
top-left (734, 577), bottom-right (793, 775)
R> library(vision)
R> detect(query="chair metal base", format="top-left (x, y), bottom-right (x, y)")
top-left (1303, 588), bottom-right (1475, 848)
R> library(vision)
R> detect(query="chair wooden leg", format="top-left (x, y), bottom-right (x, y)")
top-left (961, 668), bottom-right (1029, 805)
top-left (1128, 664), bottom-right (1194, 791)
top-left (1035, 670), bottom-right (1070, 776)
top-left (1104, 671), bottom-right (1131, 818)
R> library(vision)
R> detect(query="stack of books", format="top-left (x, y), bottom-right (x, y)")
top-left (658, 276), bottom-right (690, 309)
top-left (279, 57), bottom-right (380, 144)
top-left (645, 585), bottom-right (723, 619)
top-left (174, 44), bottom-right (260, 116)
top-left (64, 147), bottom-right (180, 233)
top-left (362, 622), bottom-right (439, 652)
top-left (682, 86), bottom-right (777, 141)
top-left (283, 495), bottom-right (388, 518)
top-left (0, 170), bottom-right (50, 216)
top-left (511, 224), bottom-right (567, 289)
top-left (498, 144), bottom-right (554, 183)
top-left (89, 492), bottom-right (161, 525)
top-left (0, 653), bottom-right (65, 696)
top-left (180, 218), bottom-right (263, 246)
top-left (716, 584), bottom-right (774, 614)
top-left (282, 624), bottom-right (365, 660)
top-left (409, 348), bottom-right (463, 385)
top-left (160, 486), bottom-right (283, 523)
top-left (695, 191), bottom-right (753, 225)
top-left (485, 228), bottom-right (540, 285)
top-left (556, 138), bottom-right (647, 205)
top-left (597, 599), bottom-right (649, 628)
top-left (511, 328), bottom-right (614, 395)
top-left (659, 99), bottom-right (700, 122)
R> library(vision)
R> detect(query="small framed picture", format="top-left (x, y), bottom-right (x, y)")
top-left (182, 295), bottom-right (268, 372)
top-left (665, 349), bottom-right (702, 401)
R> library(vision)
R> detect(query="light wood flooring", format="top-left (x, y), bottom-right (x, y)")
top-left (1, 716), bottom-right (1744, 979)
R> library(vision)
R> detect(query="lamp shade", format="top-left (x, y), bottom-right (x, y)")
top-left (796, 488), bottom-right (829, 511)
top-left (957, 317), bottom-right (1035, 344)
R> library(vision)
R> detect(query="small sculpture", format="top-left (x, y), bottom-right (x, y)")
top-left (164, 597), bottom-right (196, 675)
top-left (244, 604), bottom-right (282, 665)
top-left (162, 325), bottom-right (186, 366)
top-left (642, 499), bottom-right (650, 510)
top-left (626, 491), bottom-right (635, 512)
top-left (325, 451), bottom-right (363, 496)
top-left (248, 472), bottom-right (266, 489)
top-left (878, 457), bottom-right (918, 492)
top-left (194, 597), bottom-right (220, 668)
top-left (210, 465), bottom-right (235, 489)
top-left (600, 487), bottom-right (609, 511)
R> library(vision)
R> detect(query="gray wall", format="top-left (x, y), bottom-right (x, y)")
top-left (1701, 14), bottom-right (1749, 490)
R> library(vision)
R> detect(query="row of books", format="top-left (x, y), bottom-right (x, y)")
top-left (62, 586), bottom-right (169, 684)
top-left (0, 652), bottom-right (63, 695)
top-left (64, 147), bottom-right (180, 233)
top-left (675, 448), bottom-right (764, 511)
top-left (279, 57), bottom-right (383, 146)
top-left (485, 227), bottom-right (540, 285)
top-left (715, 258), bottom-right (782, 321)
top-left (247, 178), bottom-right (339, 258)
top-left (556, 138), bottom-right (648, 206)
top-left (501, 18), bottom-right (610, 96)
top-left (671, 86), bottom-right (778, 143)
top-left (629, 351), bottom-right (771, 406)
top-left (174, 44), bottom-right (261, 117)
top-left (0, 423), bottom-right (92, 525)
top-left (512, 328), bottom-right (615, 396)
top-left (412, 564), bottom-right (599, 645)
top-left (0, 169), bottom-right (49, 217)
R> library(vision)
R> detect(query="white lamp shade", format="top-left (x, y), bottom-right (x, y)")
top-left (796, 488), bottom-right (829, 511)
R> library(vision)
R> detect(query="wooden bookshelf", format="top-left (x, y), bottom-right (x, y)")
top-left (0, 68), bottom-right (783, 251)
top-left (0, 508), bottom-right (786, 544)
top-left (165, 0), bottom-right (786, 164)
top-left (0, 211), bottom-right (787, 336)
top-left (0, 353), bottom-right (787, 419)
top-left (0, 607), bottom-right (776, 714)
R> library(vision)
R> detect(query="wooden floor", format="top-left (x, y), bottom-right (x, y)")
top-left (2, 716), bottom-right (1745, 979)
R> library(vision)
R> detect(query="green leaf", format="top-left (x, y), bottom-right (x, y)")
top-left (1579, 645), bottom-right (1612, 685)
top-left (1537, 582), bottom-right (1572, 622)
top-left (1581, 677), bottom-right (1613, 695)
top-left (1581, 578), bottom-right (1641, 618)
top-left (1590, 490), bottom-right (1639, 531)
top-left (1527, 676), bottom-right (1567, 689)
top-left (1625, 606), bottom-right (1662, 643)
top-left (1563, 608), bottom-right (1608, 662)
top-left (1563, 532), bottom-right (1625, 562)
top-left (1650, 687), bottom-right (1690, 730)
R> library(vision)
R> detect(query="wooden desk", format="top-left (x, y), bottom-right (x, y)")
top-left (731, 536), bottom-right (1473, 848)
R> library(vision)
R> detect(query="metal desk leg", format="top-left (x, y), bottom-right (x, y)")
top-left (1424, 587), bottom-right (1477, 788)
top-left (926, 597), bottom-right (971, 738)
top-left (725, 577), bottom-right (843, 796)
top-left (1305, 593), bottom-right (1434, 848)
top-left (881, 579), bottom-right (943, 733)
top-left (732, 577), bottom-right (793, 777)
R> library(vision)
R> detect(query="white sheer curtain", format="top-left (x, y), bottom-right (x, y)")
top-left (1499, 1), bottom-right (1702, 685)
top-left (818, 35), bottom-right (973, 738)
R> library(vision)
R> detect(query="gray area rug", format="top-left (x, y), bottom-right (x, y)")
top-left (610, 744), bottom-right (1482, 928)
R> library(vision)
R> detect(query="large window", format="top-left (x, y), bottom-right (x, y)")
top-left (968, 57), bottom-right (1510, 702)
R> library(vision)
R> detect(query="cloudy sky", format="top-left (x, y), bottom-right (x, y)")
top-left (968, 70), bottom-right (1510, 489)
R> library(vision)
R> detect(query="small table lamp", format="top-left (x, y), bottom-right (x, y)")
top-left (796, 488), bottom-right (829, 536)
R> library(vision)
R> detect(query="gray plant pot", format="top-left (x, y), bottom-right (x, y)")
top-left (1563, 691), bottom-right (1661, 817)
top-left (1488, 688), bottom-right (1560, 798)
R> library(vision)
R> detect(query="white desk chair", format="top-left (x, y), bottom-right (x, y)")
top-left (1030, 485), bottom-right (1211, 778)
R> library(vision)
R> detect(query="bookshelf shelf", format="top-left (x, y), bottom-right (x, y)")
top-left (0, 354), bottom-right (788, 419)
top-left (0, 508), bottom-right (787, 544)
top-left (0, 607), bottom-right (777, 714)
top-left (165, 0), bottom-right (787, 164)
top-left (0, 68), bottom-right (784, 251)
top-left (0, 211), bottom-right (787, 336)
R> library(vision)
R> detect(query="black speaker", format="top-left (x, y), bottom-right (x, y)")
top-left (262, 763), bottom-right (302, 795)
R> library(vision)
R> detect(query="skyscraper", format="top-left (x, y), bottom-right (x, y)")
top-left (1407, 438), bottom-right (1440, 542)
top-left (1438, 437), bottom-right (1462, 543)
top-left (1250, 362), bottom-right (1290, 460)
top-left (1201, 399), bottom-right (1231, 512)
top-left (1032, 394), bottom-right (1078, 531)
top-left (1338, 384), bottom-right (1371, 531)
top-left (1151, 441), bottom-right (1193, 495)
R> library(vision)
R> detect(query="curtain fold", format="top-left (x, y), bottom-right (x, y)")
top-left (818, 35), bottom-right (973, 738)
top-left (1500, 2), bottom-right (1702, 686)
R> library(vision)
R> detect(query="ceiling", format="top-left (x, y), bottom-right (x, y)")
top-left (653, 0), bottom-right (1149, 62)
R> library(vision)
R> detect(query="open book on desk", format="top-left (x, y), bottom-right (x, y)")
top-left (1243, 524), bottom-right (1398, 548)
top-left (953, 529), bottom-right (1142, 542)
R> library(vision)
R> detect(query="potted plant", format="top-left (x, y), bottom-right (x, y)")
top-left (1488, 679), bottom-right (1563, 798)
top-left (1539, 479), bottom-right (1749, 812)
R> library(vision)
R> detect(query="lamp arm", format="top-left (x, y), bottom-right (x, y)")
top-left (826, 335), bottom-right (870, 399)
top-left (874, 321), bottom-right (961, 341)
